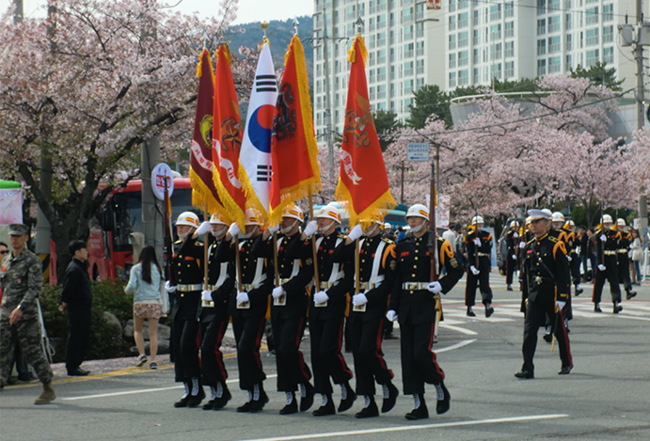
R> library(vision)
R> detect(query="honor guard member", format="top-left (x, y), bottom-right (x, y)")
top-left (0, 224), bottom-right (55, 404)
top-left (220, 209), bottom-right (273, 412)
top-left (386, 204), bottom-right (464, 420)
top-left (565, 220), bottom-right (583, 295)
top-left (254, 205), bottom-right (315, 415)
top-left (518, 218), bottom-right (534, 312)
top-left (302, 204), bottom-right (355, 416)
top-left (504, 221), bottom-right (520, 291)
top-left (332, 218), bottom-right (399, 419)
top-left (616, 219), bottom-right (637, 300)
top-left (166, 212), bottom-right (205, 408)
top-left (195, 214), bottom-right (234, 410)
top-left (592, 215), bottom-right (623, 313)
top-left (549, 213), bottom-right (574, 332)
top-left (464, 216), bottom-right (494, 317)
top-left (515, 209), bottom-right (573, 379)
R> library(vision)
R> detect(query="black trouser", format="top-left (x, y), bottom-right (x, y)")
top-left (310, 317), bottom-right (353, 395)
top-left (272, 315), bottom-right (311, 392)
top-left (399, 319), bottom-right (445, 395)
top-left (231, 316), bottom-right (266, 391)
top-left (200, 316), bottom-right (229, 387)
top-left (522, 300), bottom-right (572, 373)
top-left (570, 255), bottom-right (581, 285)
top-left (465, 256), bottom-right (493, 307)
top-left (66, 308), bottom-right (91, 373)
top-left (505, 255), bottom-right (516, 285)
top-left (172, 315), bottom-right (201, 383)
top-left (618, 255), bottom-right (634, 293)
top-left (349, 315), bottom-right (393, 397)
top-left (592, 256), bottom-right (622, 305)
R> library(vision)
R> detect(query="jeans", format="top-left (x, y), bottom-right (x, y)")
top-left (633, 260), bottom-right (642, 282)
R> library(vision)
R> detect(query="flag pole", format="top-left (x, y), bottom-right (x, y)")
top-left (309, 192), bottom-right (320, 290)
top-left (273, 231), bottom-right (280, 287)
top-left (203, 205), bottom-right (209, 291)
top-left (355, 236), bottom-right (360, 296)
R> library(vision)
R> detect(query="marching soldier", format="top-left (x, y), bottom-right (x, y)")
top-left (195, 214), bottom-right (234, 410)
top-left (504, 221), bottom-right (520, 291)
top-left (220, 209), bottom-right (274, 412)
top-left (549, 213), bottom-right (574, 337)
top-left (333, 218), bottom-right (399, 418)
top-left (464, 216), bottom-right (494, 317)
top-left (254, 205), bottom-right (315, 415)
top-left (386, 204), bottom-right (464, 420)
top-left (301, 204), bottom-right (355, 416)
top-left (518, 218), bottom-right (534, 313)
top-left (616, 219), bottom-right (637, 300)
top-left (516, 210), bottom-right (573, 379)
top-left (592, 215), bottom-right (623, 313)
top-left (166, 212), bottom-right (206, 408)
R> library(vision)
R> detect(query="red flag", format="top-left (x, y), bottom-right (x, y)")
top-left (269, 35), bottom-right (321, 225)
top-left (190, 49), bottom-right (225, 215)
top-left (335, 36), bottom-right (396, 226)
top-left (212, 45), bottom-right (247, 228)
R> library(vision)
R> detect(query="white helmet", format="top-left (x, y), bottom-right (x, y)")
top-left (406, 204), bottom-right (429, 220)
top-left (210, 213), bottom-right (227, 225)
top-left (316, 205), bottom-right (342, 223)
top-left (567, 220), bottom-right (575, 228)
top-left (471, 215), bottom-right (484, 225)
top-left (244, 208), bottom-right (261, 226)
top-left (384, 222), bottom-right (392, 229)
top-left (176, 211), bottom-right (200, 228)
top-left (617, 218), bottom-right (626, 227)
top-left (283, 204), bottom-right (304, 222)
top-left (510, 220), bottom-right (520, 228)
top-left (601, 214), bottom-right (613, 225)
top-left (551, 212), bottom-right (565, 222)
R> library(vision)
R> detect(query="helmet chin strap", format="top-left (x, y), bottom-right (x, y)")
top-left (179, 230), bottom-right (191, 239)
top-left (363, 224), bottom-right (378, 237)
top-left (211, 226), bottom-right (227, 237)
top-left (241, 226), bottom-right (258, 239)
top-left (282, 220), bottom-right (298, 234)
top-left (319, 221), bottom-right (335, 234)
top-left (410, 223), bottom-right (425, 234)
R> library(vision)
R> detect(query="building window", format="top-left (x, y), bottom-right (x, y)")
top-left (449, 15), bottom-right (456, 31)
top-left (490, 24), bottom-right (501, 40)
top-left (586, 7), bottom-right (598, 25)
top-left (473, 48), bottom-right (479, 63)
top-left (537, 39), bottom-right (547, 56)
top-left (416, 41), bottom-right (425, 56)
top-left (491, 43), bottom-right (502, 60)
top-left (377, 84), bottom-right (387, 99)
top-left (458, 69), bottom-right (469, 85)
top-left (548, 15), bottom-right (561, 33)
top-left (537, 59), bottom-right (547, 76)
top-left (548, 36), bottom-right (561, 53)
top-left (586, 49), bottom-right (599, 67)
top-left (458, 50), bottom-right (469, 67)
top-left (566, 54), bottom-right (573, 71)
top-left (490, 63), bottom-right (502, 79)
top-left (548, 0), bottom-right (560, 11)
top-left (548, 56), bottom-right (561, 73)
top-left (505, 61), bottom-right (515, 78)
top-left (490, 4), bottom-right (502, 21)
top-left (473, 68), bottom-right (480, 84)
top-left (404, 61), bottom-right (414, 76)
top-left (566, 13), bottom-right (572, 30)
top-left (403, 44), bottom-right (414, 58)
top-left (566, 34), bottom-right (572, 50)
top-left (449, 0), bottom-right (456, 13)
top-left (449, 72), bottom-right (457, 88)
top-left (537, 0), bottom-right (546, 15)
top-left (537, 19), bottom-right (546, 36)
top-left (449, 53), bottom-right (457, 69)
top-left (603, 25), bottom-right (614, 43)
top-left (505, 1), bottom-right (514, 18)
top-left (458, 31), bottom-right (469, 47)
top-left (473, 9), bottom-right (480, 26)
top-left (458, 12), bottom-right (469, 28)
top-left (416, 59), bottom-right (424, 74)
top-left (505, 21), bottom-right (514, 38)
top-left (603, 47), bottom-right (614, 64)
top-left (449, 34), bottom-right (456, 50)
top-left (473, 29), bottom-right (480, 44)
top-left (586, 28), bottom-right (599, 46)
top-left (505, 41), bottom-right (514, 58)
top-left (377, 66), bottom-right (387, 81)
top-left (603, 4), bottom-right (613, 21)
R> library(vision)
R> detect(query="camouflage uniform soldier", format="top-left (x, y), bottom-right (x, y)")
top-left (0, 224), bottom-right (55, 404)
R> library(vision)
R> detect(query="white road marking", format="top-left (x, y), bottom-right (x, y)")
top-left (439, 324), bottom-right (478, 336)
top-left (242, 414), bottom-right (569, 441)
top-left (62, 375), bottom-right (278, 401)
top-left (436, 339), bottom-right (477, 353)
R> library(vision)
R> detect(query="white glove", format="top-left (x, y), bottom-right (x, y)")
top-left (598, 264), bottom-right (606, 271)
top-left (303, 220), bottom-right (318, 237)
top-left (348, 224), bottom-right (363, 241)
top-left (313, 290), bottom-right (329, 304)
top-left (272, 286), bottom-right (284, 300)
top-left (513, 232), bottom-right (519, 238)
top-left (470, 265), bottom-right (480, 275)
top-left (165, 281), bottom-right (178, 293)
top-left (196, 221), bottom-right (211, 236)
top-left (519, 241), bottom-right (527, 248)
top-left (352, 293), bottom-right (368, 306)
top-left (556, 301), bottom-right (566, 310)
top-left (268, 225), bottom-right (280, 234)
top-left (201, 290), bottom-right (212, 301)
top-left (566, 255), bottom-right (572, 262)
top-left (473, 238), bottom-right (481, 246)
top-left (600, 234), bottom-right (607, 242)
top-left (512, 255), bottom-right (517, 260)
top-left (427, 281), bottom-right (442, 294)
top-left (386, 310), bottom-right (398, 322)
top-left (236, 291), bottom-right (249, 305)
top-left (228, 222), bottom-right (241, 237)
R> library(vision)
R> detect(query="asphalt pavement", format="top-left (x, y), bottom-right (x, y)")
top-left (2, 272), bottom-right (649, 441)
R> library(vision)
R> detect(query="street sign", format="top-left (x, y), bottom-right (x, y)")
top-left (151, 163), bottom-right (174, 201)
top-left (407, 142), bottom-right (430, 162)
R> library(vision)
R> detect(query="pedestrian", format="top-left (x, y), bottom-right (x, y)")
top-left (396, 226), bottom-right (406, 242)
top-left (616, 219), bottom-right (637, 300)
top-left (195, 213), bottom-right (233, 410)
top-left (386, 204), bottom-right (464, 420)
top-left (464, 216), bottom-right (494, 317)
top-left (59, 239), bottom-right (92, 376)
top-left (124, 244), bottom-right (164, 370)
top-left (442, 224), bottom-right (456, 249)
top-left (516, 209), bottom-right (573, 379)
top-left (592, 215), bottom-right (624, 313)
top-left (333, 217), bottom-right (399, 419)
top-left (220, 209), bottom-right (273, 412)
top-left (577, 226), bottom-right (589, 283)
top-left (630, 229), bottom-right (644, 285)
top-left (0, 223), bottom-right (55, 404)
top-left (166, 211), bottom-right (206, 408)
top-left (504, 221), bottom-right (519, 291)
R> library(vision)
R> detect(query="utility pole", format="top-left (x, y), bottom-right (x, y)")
top-left (636, 0), bottom-right (649, 245)
top-left (13, 0), bottom-right (22, 23)
top-left (322, 18), bottom-right (334, 184)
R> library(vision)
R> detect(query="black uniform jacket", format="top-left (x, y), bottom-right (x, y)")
top-left (332, 234), bottom-right (397, 321)
top-left (172, 236), bottom-right (204, 320)
top-left (389, 232), bottom-right (464, 325)
top-left (522, 232), bottom-right (570, 304)
top-left (594, 228), bottom-right (621, 263)
top-left (465, 228), bottom-right (492, 265)
top-left (197, 236), bottom-right (235, 321)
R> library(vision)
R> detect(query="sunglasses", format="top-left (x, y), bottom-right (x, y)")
top-left (0, 250), bottom-right (8, 255)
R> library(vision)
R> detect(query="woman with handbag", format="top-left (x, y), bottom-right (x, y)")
top-left (630, 229), bottom-right (644, 285)
top-left (125, 245), bottom-right (166, 369)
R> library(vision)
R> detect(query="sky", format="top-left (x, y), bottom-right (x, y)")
top-left (2, 0), bottom-right (314, 25)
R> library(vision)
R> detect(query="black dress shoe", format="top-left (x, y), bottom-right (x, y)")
top-left (514, 370), bottom-right (534, 379)
top-left (300, 383), bottom-right (315, 412)
top-left (626, 291), bottom-right (637, 300)
top-left (507, 285), bottom-right (513, 291)
top-left (485, 307), bottom-right (494, 318)
top-left (405, 403), bottom-right (429, 420)
top-left (382, 382), bottom-right (399, 413)
top-left (558, 365), bottom-right (573, 375)
top-left (67, 368), bottom-right (89, 377)
top-left (313, 400), bottom-right (335, 416)
top-left (280, 397), bottom-right (298, 415)
top-left (355, 400), bottom-right (379, 418)
top-left (594, 306), bottom-right (602, 313)
top-left (543, 333), bottom-right (553, 343)
top-left (187, 387), bottom-right (206, 408)
top-left (237, 401), bottom-right (253, 413)
top-left (467, 309), bottom-right (476, 317)
top-left (174, 396), bottom-right (190, 408)
top-left (212, 387), bottom-right (232, 410)
top-left (436, 382), bottom-right (451, 415)
top-left (338, 383), bottom-right (356, 412)
top-left (613, 305), bottom-right (623, 314)
top-left (249, 390), bottom-right (269, 412)
top-left (202, 400), bottom-right (215, 410)
top-left (575, 287), bottom-right (583, 295)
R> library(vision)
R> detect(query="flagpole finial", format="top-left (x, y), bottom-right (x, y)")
top-left (261, 20), bottom-right (269, 38)
top-left (355, 16), bottom-right (364, 34)
top-left (202, 30), bottom-right (208, 50)
top-left (292, 18), bottom-right (299, 36)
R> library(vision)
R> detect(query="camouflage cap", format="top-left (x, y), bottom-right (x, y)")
top-left (8, 224), bottom-right (29, 236)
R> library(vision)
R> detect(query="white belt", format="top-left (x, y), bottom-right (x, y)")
top-left (319, 281), bottom-right (338, 290)
top-left (178, 284), bottom-right (202, 292)
top-left (241, 282), bottom-right (263, 291)
top-left (402, 282), bottom-right (429, 291)
top-left (359, 282), bottom-right (382, 290)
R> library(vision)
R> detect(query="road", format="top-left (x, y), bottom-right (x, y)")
top-left (2, 273), bottom-right (649, 441)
